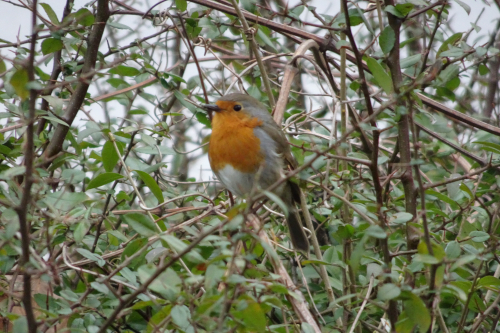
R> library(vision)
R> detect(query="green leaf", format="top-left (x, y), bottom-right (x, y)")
top-left (195, 112), bottom-right (211, 127)
top-left (400, 36), bottom-right (419, 49)
top-left (0, 166), bottom-right (25, 180)
top-left (121, 237), bottom-right (148, 268)
top-left (107, 21), bottom-right (132, 30)
top-left (133, 170), bottom-right (164, 203)
top-left (438, 64), bottom-right (459, 84)
top-left (401, 291), bottom-right (431, 333)
top-left (0, 59), bottom-right (6, 73)
top-left (474, 141), bottom-right (500, 153)
top-left (41, 95), bottom-right (63, 112)
top-left (10, 69), bottom-right (29, 100)
top-left (425, 189), bottom-right (460, 209)
top-left (469, 230), bottom-right (489, 243)
top-left (34, 293), bottom-right (59, 311)
top-left (469, 293), bottom-right (487, 313)
top-left (418, 241), bottom-right (446, 262)
top-left (366, 57), bottom-right (393, 94)
top-left (384, 5), bottom-right (404, 18)
top-left (256, 28), bottom-right (277, 52)
top-left (107, 230), bottom-right (129, 242)
top-left (90, 281), bottom-right (109, 295)
top-left (43, 192), bottom-right (88, 211)
top-left (459, 183), bottom-right (473, 200)
top-left (41, 38), bottom-right (63, 55)
top-left (175, 0), bottom-right (188, 11)
top-left (446, 77), bottom-right (461, 90)
top-left (379, 26), bottom-right (395, 54)
top-left (392, 212), bottom-right (413, 224)
top-left (345, 9), bottom-right (364, 26)
top-left (451, 254), bottom-right (476, 271)
top-left (301, 259), bottom-right (332, 266)
top-left (400, 54), bottom-right (421, 68)
top-left (414, 254), bottom-right (440, 264)
top-left (445, 241), bottom-right (461, 258)
top-left (290, 5), bottom-right (305, 19)
top-left (161, 235), bottom-right (204, 263)
top-left (123, 213), bottom-right (157, 237)
top-left (174, 90), bottom-right (198, 113)
top-left (134, 146), bottom-right (174, 155)
top-left (437, 33), bottom-right (463, 58)
top-left (440, 47), bottom-right (464, 58)
top-left (205, 264), bottom-right (225, 289)
top-left (41, 116), bottom-right (69, 127)
top-left (233, 298), bottom-right (267, 333)
top-left (147, 306), bottom-right (172, 333)
top-left (75, 8), bottom-right (95, 26)
top-left (102, 141), bottom-right (120, 172)
top-left (478, 63), bottom-right (489, 75)
top-left (455, 0), bottom-right (471, 14)
top-left (0, 144), bottom-right (12, 155)
top-left (477, 276), bottom-right (500, 289)
top-left (166, 73), bottom-right (186, 84)
top-left (378, 283), bottom-right (401, 301)
top-left (109, 65), bottom-right (140, 76)
top-left (73, 221), bottom-right (89, 243)
top-left (395, 3), bottom-right (414, 16)
top-left (12, 317), bottom-right (28, 332)
top-left (76, 248), bottom-right (105, 266)
top-left (365, 225), bottom-right (387, 239)
top-left (40, 3), bottom-right (61, 25)
top-left (395, 311), bottom-right (413, 333)
top-left (171, 305), bottom-right (192, 331)
top-left (87, 172), bottom-right (124, 190)
top-left (139, 264), bottom-right (181, 298)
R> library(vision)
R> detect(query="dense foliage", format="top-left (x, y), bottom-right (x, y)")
top-left (0, 0), bottom-right (500, 332)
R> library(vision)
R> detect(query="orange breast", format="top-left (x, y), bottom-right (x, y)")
top-left (209, 112), bottom-right (264, 174)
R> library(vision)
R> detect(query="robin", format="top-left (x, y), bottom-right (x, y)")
top-left (202, 93), bottom-right (310, 252)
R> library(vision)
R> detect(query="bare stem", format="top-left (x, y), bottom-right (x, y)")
top-left (16, 1), bottom-right (39, 332)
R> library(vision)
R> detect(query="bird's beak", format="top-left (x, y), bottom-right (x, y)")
top-left (201, 104), bottom-right (222, 112)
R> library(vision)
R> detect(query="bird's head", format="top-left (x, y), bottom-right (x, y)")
top-left (201, 93), bottom-right (270, 121)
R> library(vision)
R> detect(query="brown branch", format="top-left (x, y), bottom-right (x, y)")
top-left (419, 2), bottom-right (446, 75)
top-left (417, 125), bottom-right (487, 166)
top-left (42, 0), bottom-right (110, 163)
top-left (176, 13), bottom-right (209, 103)
top-left (16, 1), bottom-right (39, 332)
top-left (470, 292), bottom-right (500, 333)
top-left (418, 94), bottom-right (500, 136)
top-left (423, 163), bottom-right (494, 190)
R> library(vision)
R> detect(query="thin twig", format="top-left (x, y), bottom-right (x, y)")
top-left (348, 275), bottom-right (375, 333)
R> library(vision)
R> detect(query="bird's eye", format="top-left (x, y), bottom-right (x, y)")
top-left (233, 104), bottom-right (242, 111)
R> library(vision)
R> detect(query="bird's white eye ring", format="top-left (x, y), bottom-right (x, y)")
top-left (233, 104), bottom-right (242, 111)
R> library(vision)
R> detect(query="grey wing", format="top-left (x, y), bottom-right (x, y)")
top-left (253, 126), bottom-right (285, 190)
top-left (259, 121), bottom-right (298, 169)
top-left (258, 121), bottom-right (301, 203)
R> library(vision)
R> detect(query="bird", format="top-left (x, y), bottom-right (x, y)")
top-left (202, 93), bottom-right (310, 252)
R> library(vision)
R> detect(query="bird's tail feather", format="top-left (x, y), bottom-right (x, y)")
top-left (286, 207), bottom-right (310, 253)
